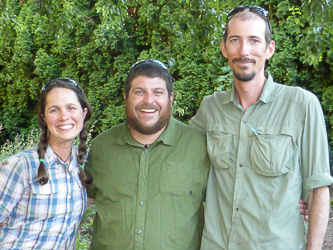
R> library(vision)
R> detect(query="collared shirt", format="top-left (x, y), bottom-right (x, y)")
top-left (190, 72), bottom-right (333, 250)
top-left (86, 117), bottom-right (210, 250)
top-left (0, 145), bottom-right (86, 250)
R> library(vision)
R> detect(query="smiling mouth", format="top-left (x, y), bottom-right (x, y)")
top-left (140, 109), bottom-right (157, 113)
top-left (58, 125), bottom-right (74, 129)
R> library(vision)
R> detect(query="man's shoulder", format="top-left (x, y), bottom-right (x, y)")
top-left (203, 90), bottom-right (230, 102)
top-left (273, 82), bottom-right (317, 104)
top-left (172, 118), bottom-right (206, 140)
top-left (170, 119), bottom-right (208, 156)
top-left (91, 122), bottom-right (126, 145)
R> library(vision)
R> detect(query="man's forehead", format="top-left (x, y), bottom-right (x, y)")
top-left (130, 76), bottom-right (167, 88)
top-left (227, 14), bottom-right (266, 37)
top-left (230, 9), bottom-right (264, 23)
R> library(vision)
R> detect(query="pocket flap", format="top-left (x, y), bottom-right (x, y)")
top-left (251, 134), bottom-right (293, 176)
top-left (31, 180), bottom-right (58, 194)
top-left (206, 123), bottom-right (232, 169)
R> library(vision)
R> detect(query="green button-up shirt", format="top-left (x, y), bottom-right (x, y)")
top-left (86, 117), bottom-right (210, 250)
top-left (190, 72), bottom-right (333, 250)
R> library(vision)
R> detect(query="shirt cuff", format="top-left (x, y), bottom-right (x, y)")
top-left (302, 173), bottom-right (333, 202)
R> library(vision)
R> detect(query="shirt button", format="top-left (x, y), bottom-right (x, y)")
top-left (140, 201), bottom-right (144, 205)
top-left (243, 120), bottom-right (247, 124)
top-left (138, 230), bottom-right (142, 234)
top-left (141, 175), bottom-right (146, 179)
top-left (239, 164), bottom-right (243, 167)
top-left (144, 149), bottom-right (148, 153)
top-left (236, 208), bottom-right (239, 211)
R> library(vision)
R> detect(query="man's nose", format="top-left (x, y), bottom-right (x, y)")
top-left (240, 41), bottom-right (250, 56)
top-left (144, 92), bottom-right (154, 103)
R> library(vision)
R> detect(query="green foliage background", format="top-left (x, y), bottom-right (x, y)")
top-left (0, 0), bottom-right (332, 147)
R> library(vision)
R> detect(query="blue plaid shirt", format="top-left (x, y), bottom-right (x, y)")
top-left (0, 145), bottom-right (87, 250)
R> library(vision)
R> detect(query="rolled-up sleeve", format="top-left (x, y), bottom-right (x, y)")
top-left (301, 95), bottom-right (333, 201)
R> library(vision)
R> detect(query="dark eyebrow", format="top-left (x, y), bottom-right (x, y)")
top-left (228, 35), bottom-right (263, 40)
top-left (47, 105), bottom-right (58, 111)
top-left (47, 103), bottom-right (78, 111)
top-left (228, 35), bottom-right (240, 40)
top-left (249, 36), bottom-right (262, 40)
top-left (131, 87), bottom-right (165, 91)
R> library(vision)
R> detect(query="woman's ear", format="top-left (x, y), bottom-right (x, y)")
top-left (41, 114), bottom-right (46, 124)
top-left (83, 108), bottom-right (88, 120)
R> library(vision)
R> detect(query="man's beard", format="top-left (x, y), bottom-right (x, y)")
top-left (125, 100), bottom-right (172, 135)
top-left (232, 57), bottom-right (257, 82)
top-left (234, 70), bottom-right (256, 82)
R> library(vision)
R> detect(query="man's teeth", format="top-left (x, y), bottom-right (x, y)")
top-left (141, 109), bottom-right (156, 113)
top-left (58, 125), bottom-right (73, 129)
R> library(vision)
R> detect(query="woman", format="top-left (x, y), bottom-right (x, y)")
top-left (0, 78), bottom-right (92, 249)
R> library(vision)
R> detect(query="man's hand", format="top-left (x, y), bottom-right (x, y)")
top-left (300, 198), bottom-right (308, 221)
top-left (307, 186), bottom-right (330, 250)
top-left (87, 198), bottom-right (95, 207)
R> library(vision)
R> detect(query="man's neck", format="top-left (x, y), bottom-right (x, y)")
top-left (233, 74), bottom-right (267, 112)
top-left (129, 125), bottom-right (166, 146)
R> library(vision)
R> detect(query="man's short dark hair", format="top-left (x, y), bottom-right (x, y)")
top-left (125, 60), bottom-right (173, 98)
top-left (224, 6), bottom-right (272, 47)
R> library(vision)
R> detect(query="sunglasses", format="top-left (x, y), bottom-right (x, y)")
top-left (42, 78), bottom-right (79, 91)
top-left (227, 5), bottom-right (271, 32)
top-left (131, 59), bottom-right (168, 70)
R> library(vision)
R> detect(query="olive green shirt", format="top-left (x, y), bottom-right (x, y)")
top-left (190, 72), bottom-right (333, 250)
top-left (86, 117), bottom-right (210, 250)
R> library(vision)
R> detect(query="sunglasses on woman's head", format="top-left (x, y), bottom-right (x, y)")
top-left (42, 78), bottom-right (79, 91)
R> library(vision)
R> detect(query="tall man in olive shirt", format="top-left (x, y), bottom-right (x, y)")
top-left (190, 5), bottom-right (333, 250)
top-left (86, 60), bottom-right (210, 249)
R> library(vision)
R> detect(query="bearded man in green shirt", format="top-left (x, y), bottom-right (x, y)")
top-left (190, 5), bottom-right (333, 250)
top-left (86, 60), bottom-right (210, 250)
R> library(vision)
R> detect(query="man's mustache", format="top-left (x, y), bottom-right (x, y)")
top-left (137, 104), bottom-right (160, 111)
top-left (232, 58), bottom-right (256, 64)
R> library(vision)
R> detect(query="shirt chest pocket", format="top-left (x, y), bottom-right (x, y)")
top-left (30, 180), bottom-right (64, 217)
top-left (206, 124), bottom-right (232, 169)
top-left (160, 161), bottom-right (204, 196)
top-left (250, 131), bottom-right (294, 176)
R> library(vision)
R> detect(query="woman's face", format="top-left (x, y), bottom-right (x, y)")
top-left (43, 88), bottom-right (87, 147)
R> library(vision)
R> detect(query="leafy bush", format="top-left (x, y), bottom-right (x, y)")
top-left (0, 0), bottom-right (332, 147)
top-left (0, 125), bottom-right (40, 161)
top-left (76, 204), bottom-right (96, 249)
top-left (0, 1), bottom-right (332, 247)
